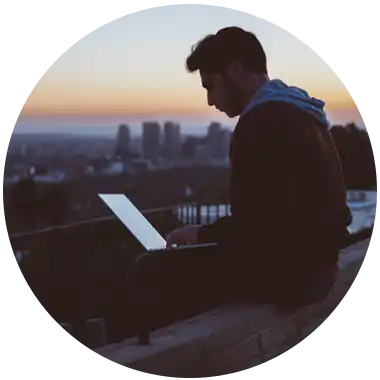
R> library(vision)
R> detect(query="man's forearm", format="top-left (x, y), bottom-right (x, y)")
top-left (197, 215), bottom-right (236, 244)
top-left (197, 213), bottom-right (260, 246)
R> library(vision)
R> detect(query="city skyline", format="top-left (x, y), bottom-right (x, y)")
top-left (16, 4), bottom-right (364, 134)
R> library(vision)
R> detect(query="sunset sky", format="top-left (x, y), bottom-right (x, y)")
top-left (16, 4), bottom-right (364, 134)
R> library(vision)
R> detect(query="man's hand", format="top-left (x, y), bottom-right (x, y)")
top-left (166, 225), bottom-right (202, 248)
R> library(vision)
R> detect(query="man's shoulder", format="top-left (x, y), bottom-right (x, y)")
top-left (237, 100), bottom-right (320, 138)
top-left (241, 100), bottom-right (311, 123)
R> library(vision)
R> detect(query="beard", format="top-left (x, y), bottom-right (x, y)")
top-left (221, 75), bottom-right (246, 117)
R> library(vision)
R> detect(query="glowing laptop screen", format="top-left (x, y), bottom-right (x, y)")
top-left (99, 194), bottom-right (167, 251)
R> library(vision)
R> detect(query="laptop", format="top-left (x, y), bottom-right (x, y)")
top-left (98, 194), bottom-right (217, 253)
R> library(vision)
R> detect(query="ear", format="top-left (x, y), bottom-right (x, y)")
top-left (226, 59), bottom-right (244, 82)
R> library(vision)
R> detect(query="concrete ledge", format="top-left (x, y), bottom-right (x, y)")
top-left (95, 239), bottom-right (369, 377)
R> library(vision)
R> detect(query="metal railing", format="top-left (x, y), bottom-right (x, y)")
top-left (9, 201), bottom-right (224, 347)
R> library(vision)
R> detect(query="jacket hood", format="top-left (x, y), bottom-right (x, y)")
top-left (240, 79), bottom-right (329, 126)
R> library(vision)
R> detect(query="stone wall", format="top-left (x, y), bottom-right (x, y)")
top-left (95, 239), bottom-right (369, 377)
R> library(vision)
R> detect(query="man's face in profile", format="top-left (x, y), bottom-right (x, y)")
top-left (200, 70), bottom-right (243, 118)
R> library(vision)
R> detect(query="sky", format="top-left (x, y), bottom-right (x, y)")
top-left (16, 4), bottom-right (364, 134)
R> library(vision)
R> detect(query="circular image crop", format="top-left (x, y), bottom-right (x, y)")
top-left (4, 4), bottom-right (376, 377)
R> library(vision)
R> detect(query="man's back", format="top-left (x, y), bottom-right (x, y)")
top-left (230, 101), bottom-right (349, 258)
top-left (196, 100), bottom-right (349, 270)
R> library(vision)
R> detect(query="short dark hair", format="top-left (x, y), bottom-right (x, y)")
top-left (186, 26), bottom-right (268, 75)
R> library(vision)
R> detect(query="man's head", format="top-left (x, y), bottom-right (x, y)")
top-left (186, 27), bottom-right (269, 118)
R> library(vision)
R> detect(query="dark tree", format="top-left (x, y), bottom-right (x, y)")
top-left (9, 178), bottom-right (40, 231)
top-left (41, 184), bottom-right (68, 226)
top-left (330, 123), bottom-right (376, 189)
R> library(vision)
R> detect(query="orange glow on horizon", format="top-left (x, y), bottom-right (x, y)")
top-left (21, 90), bottom-right (359, 117)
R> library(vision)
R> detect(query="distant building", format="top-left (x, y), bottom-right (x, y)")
top-left (101, 162), bottom-right (124, 176)
top-left (181, 136), bottom-right (206, 159)
top-left (142, 122), bottom-right (161, 164)
top-left (163, 122), bottom-right (181, 160)
top-left (115, 124), bottom-right (131, 160)
top-left (207, 122), bottom-right (231, 159)
top-left (131, 158), bottom-right (153, 172)
top-left (207, 122), bottom-right (223, 139)
top-left (33, 170), bottom-right (67, 183)
top-left (194, 145), bottom-right (212, 166)
top-left (219, 129), bottom-right (232, 158)
top-left (131, 136), bottom-right (143, 156)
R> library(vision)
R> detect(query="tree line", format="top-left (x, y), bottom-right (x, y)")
top-left (330, 123), bottom-right (376, 189)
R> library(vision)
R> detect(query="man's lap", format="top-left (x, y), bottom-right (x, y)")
top-left (127, 245), bottom-right (338, 311)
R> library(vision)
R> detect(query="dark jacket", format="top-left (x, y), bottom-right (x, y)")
top-left (198, 101), bottom-right (350, 269)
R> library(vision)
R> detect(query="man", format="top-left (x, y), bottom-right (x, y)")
top-left (164, 27), bottom-right (351, 306)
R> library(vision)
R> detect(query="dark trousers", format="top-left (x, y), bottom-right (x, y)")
top-left (126, 244), bottom-right (338, 333)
